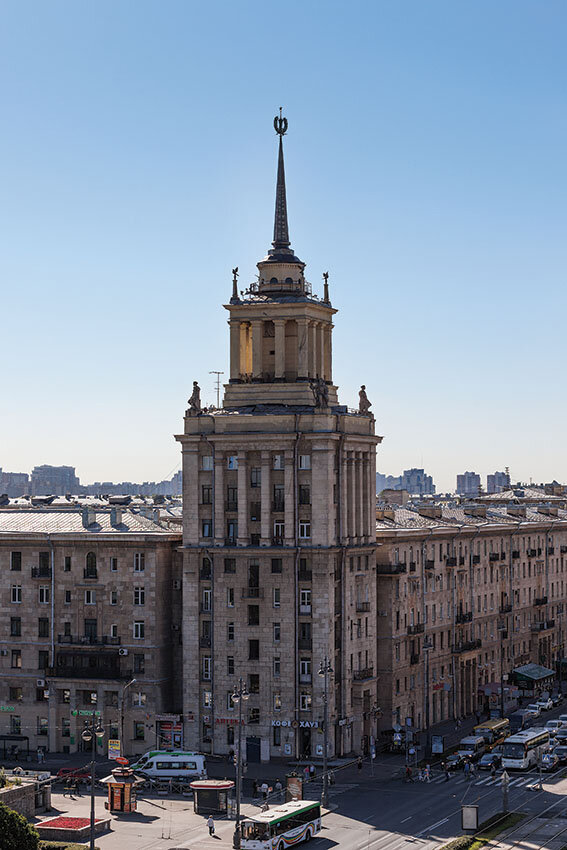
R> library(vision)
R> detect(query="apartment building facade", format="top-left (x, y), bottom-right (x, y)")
top-left (176, 118), bottom-right (380, 762)
top-left (456, 472), bottom-right (481, 497)
top-left (375, 503), bottom-right (567, 735)
top-left (0, 508), bottom-right (181, 757)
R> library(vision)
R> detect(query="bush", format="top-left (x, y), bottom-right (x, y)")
top-left (39, 843), bottom-right (100, 849)
top-left (0, 801), bottom-right (40, 850)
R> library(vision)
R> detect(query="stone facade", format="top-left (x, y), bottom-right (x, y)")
top-left (375, 503), bottom-right (567, 736)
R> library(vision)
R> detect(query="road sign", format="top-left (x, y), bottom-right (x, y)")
top-left (370, 746), bottom-right (376, 759)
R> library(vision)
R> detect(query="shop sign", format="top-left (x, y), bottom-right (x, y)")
top-left (338, 716), bottom-right (354, 726)
top-left (72, 710), bottom-right (101, 716)
top-left (215, 718), bottom-right (244, 725)
top-left (186, 712), bottom-right (195, 722)
top-left (155, 714), bottom-right (180, 722)
top-left (271, 719), bottom-right (320, 729)
top-left (0, 706), bottom-right (15, 712)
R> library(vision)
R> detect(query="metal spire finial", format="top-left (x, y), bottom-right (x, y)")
top-left (272, 110), bottom-right (290, 249)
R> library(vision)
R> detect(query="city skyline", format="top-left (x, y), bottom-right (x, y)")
top-left (2, 2), bottom-right (566, 494)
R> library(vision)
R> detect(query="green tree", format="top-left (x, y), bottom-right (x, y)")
top-left (0, 801), bottom-right (39, 850)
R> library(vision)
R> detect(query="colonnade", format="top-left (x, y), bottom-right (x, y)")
top-left (229, 318), bottom-right (333, 382)
top-left (340, 449), bottom-right (375, 544)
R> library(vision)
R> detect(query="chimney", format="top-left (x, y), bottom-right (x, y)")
top-left (82, 507), bottom-right (96, 528)
top-left (110, 508), bottom-right (123, 527)
top-left (507, 506), bottom-right (526, 518)
top-left (418, 505), bottom-right (442, 519)
top-left (376, 507), bottom-right (397, 522)
top-left (464, 505), bottom-right (487, 518)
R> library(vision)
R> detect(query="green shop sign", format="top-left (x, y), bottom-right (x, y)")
top-left (0, 706), bottom-right (16, 712)
top-left (71, 710), bottom-right (101, 716)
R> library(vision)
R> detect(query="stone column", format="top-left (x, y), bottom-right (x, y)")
top-left (356, 452), bottom-right (364, 541)
top-left (69, 686), bottom-right (79, 753)
top-left (240, 322), bottom-right (251, 376)
top-left (309, 321), bottom-right (317, 377)
top-left (48, 689), bottom-right (57, 753)
top-left (260, 450), bottom-right (270, 545)
top-left (368, 448), bottom-right (376, 543)
top-left (274, 319), bottom-right (286, 381)
top-left (183, 449), bottom-right (200, 544)
top-left (229, 321), bottom-right (240, 380)
top-left (297, 318), bottom-right (309, 379)
top-left (237, 451), bottom-right (248, 545)
top-left (284, 449), bottom-right (295, 544)
top-left (251, 321), bottom-right (263, 380)
top-left (347, 451), bottom-right (356, 542)
top-left (214, 451), bottom-right (224, 545)
top-left (318, 323), bottom-right (325, 380)
top-left (361, 452), bottom-right (368, 541)
top-left (325, 324), bottom-right (333, 383)
top-left (340, 448), bottom-right (348, 544)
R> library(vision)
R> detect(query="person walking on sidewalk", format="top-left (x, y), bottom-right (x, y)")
top-left (443, 762), bottom-right (450, 782)
top-left (275, 779), bottom-right (283, 802)
top-left (357, 756), bottom-right (363, 772)
top-left (425, 764), bottom-right (431, 783)
top-left (464, 760), bottom-right (471, 780)
top-left (405, 765), bottom-right (414, 783)
top-left (207, 815), bottom-right (215, 836)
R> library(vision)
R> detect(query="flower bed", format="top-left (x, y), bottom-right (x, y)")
top-left (37, 814), bottom-right (110, 842)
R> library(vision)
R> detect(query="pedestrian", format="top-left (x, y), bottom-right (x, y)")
top-left (309, 763), bottom-right (316, 780)
top-left (275, 779), bottom-right (283, 801)
top-left (252, 779), bottom-right (258, 799)
top-left (417, 768), bottom-right (424, 782)
top-left (425, 764), bottom-right (431, 783)
top-left (260, 781), bottom-right (268, 800)
top-left (357, 756), bottom-right (363, 772)
top-left (304, 765), bottom-right (310, 783)
top-left (405, 765), bottom-right (414, 783)
top-left (207, 815), bottom-right (215, 836)
top-left (443, 762), bottom-right (450, 782)
top-left (470, 762), bottom-right (476, 779)
top-left (329, 769), bottom-right (336, 786)
top-left (491, 763), bottom-right (496, 779)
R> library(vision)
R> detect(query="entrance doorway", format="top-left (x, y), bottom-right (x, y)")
top-left (246, 736), bottom-right (260, 763)
top-left (299, 728), bottom-right (311, 757)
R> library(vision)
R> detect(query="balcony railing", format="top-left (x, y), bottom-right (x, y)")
top-left (499, 603), bottom-right (513, 614)
top-left (299, 604), bottom-right (312, 615)
top-left (226, 501), bottom-right (238, 512)
top-left (225, 537), bottom-right (237, 547)
top-left (472, 555), bottom-right (481, 565)
top-left (489, 552), bottom-right (500, 562)
top-left (31, 567), bottom-right (52, 578)
top-left (424, 560), bottom-right (435, 570)
top-left (298, 570), bottom-right (312, 581)
top-left (453, 639), bottom-right (482, 654)
top-left (46, 665), bottom-right (124, 680)
top-left (83, 569), bottom-right (98, 580)
top-left (547, 547), bottom-right (555, 555)
top-left (446, 557), bottom-right (457, 567)
top-left (459, 556), bottom-right (466, 566)
top-left (272, 501), bottom-right (285, 513)
top-left (199, 635), bottom-right (212, 647)
top-left (410, 653), bottom-right (420, 665)
top-left (561, 546), bottom-right (567, 554)
top-left (407, 623), bottom-right (424, 635)
top-left (57, 635), bottom-right (121, 646)
top-left (531, 620), bottom-right (555, 632)
top-left (534, 596), bottom-right (548, 606)
top-left (512, 550), bottom-right (520, 559)
top-left (409, 561), bottom-right (416, 572)
top-left (356, 601), bottom-right (371, 613)
top-left (377, 563), bottom-right (406, 574)
top-left (353, 666), bottom-right (374, 681)
top-left (455, 611), bottom-right (472, 624)
top-left (272, 537), bottom-right (284, 547)
top-left (242, 587), bottom-right (263, 599)
top-left (298, 638), bottom-right (312, 650)
top-left (527, 549), bottom-right (537, 557)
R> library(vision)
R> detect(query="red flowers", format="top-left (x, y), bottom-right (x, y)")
top-left (40, 816), bottom-right (102, 829)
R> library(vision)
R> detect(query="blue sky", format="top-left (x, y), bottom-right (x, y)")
top-left (1, 1), bottom-right (565, 492)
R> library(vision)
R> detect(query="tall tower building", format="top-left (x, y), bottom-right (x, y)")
top-left (176, 115), bottom-right (381, 761)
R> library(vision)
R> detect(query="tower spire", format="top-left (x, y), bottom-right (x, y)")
top-left (273, 108), bottom-right (290, 249)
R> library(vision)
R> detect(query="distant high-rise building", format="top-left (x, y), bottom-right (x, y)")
top-left (0, 468), bottom-right (29, 496)
top-left (400, 468), bottom-right (435, 495)
top-left (456, 471), bottom-right (481, 497)
top-left (376, 472), bottom-right (402, 492)
top-left (31, 465), bottom-right (80, 496)
top-left (487, 470), bottom-right (511, 494)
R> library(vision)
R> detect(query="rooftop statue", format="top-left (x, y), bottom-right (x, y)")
top-left (187, 381), bottom-right (202, 416)
top-left (358, 385), bottom-right (372, 416)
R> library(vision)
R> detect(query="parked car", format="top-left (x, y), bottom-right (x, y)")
top-left (545, 720), bottom-right (565, 736)
top-left (537, 698), bottom-right (553, 711)
top-left (56, 768), bottom-right (91, 785)
top-left (541, 751), bottom-right (559, 771)
top-left (551, 693), bottom-right (564, 707)
top-left (553, 745), bottom-right (567, 763)
top-left (553, 728), bottom-right (567, 745)
top-left (526, 704), bottom-right (542, 717)
top-left (479, 752), bottom-right (502, 770)
top-left (446, 753), bottom-right (466, 771)
top-left (558, 714), bottom-right (567, 724)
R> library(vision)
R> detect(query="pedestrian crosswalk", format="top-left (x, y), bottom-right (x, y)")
top-left (426, 772), bottom-right (537, 788)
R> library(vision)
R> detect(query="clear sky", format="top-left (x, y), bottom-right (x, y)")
top-left (1, 1), bottom-right (565, 492)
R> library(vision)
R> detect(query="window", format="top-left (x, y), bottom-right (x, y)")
top-left (202, 589), bottom-right (212, 612)
top-left (227, 726), bottom-right (235, 746)
top-left (249, 639), bottom-right (260, 660)
top-left (9, 687), bottom-right (22, 702)
top-left (273, 521), bottom-right (284, 539)
top-left (134, 553), bottom-right (145, 572)
top-left (62, 718), bottom-right (71, 737)
top-left (273, 454), bottom-right (284, 470)
top-left (227, 587), bottom-right (235, 607)
top-left (134, 586), bottom-right (145, 606)
top-left (271, 558), bottom-right (282, 574)
top-left (203, 691), bottom-right (212, 707)
top-left (224, 558), bottom-right (236, 574)
top-left (202, 520), bottom-right (212, 538)
top-left (39, 585), bottom-right (50, 604)
top-left (110, 590), bottom-right (118, 605)
top-left (134, 654), bottom-right (145, 674)
top-left (250, 467), bottom-right (261, 488)
top-left (227, 691), bottom-right (235, 710)
top-left (133, 621), bottom-right (145, 640)
top-left (84, 589), bottom-right (96, 605)
top-left (273, 726), bottom-right (281, 746)
top-left (248, 707), bottom-right (260, 724)
top-left (110, 557), bottom-right (118, 572)
top-left (132, 692), bottom-right (147, 707)
top-left (36, 687), bottom-right (48, 702)
top-left (299, 485), bottom-right (310, 505)
top-left (273, 693), bottom-right (282, 711)
top-left (227, 622), bottom-right (235, 642)
top-left (250, 502), bottom-right (261, 522)
top-left (134, 722), bottom-right (145, 740)
top-left (63, 555), bottom-right (72, 571)
top-left (38, 650), bottom-right (49, 669)
top-left (11, 650), bottom-right (22, 669)
top-left (85, 552), bottom-right (97, 577)
top-left (273, 656), bottom-right (281, 676)
top-left (227, 656), bottom-right (235, 675)
top-left (273, 622), bottom-right (281, 642)
top-left (10, 552), bottom-right (21, 571)
top-left (300, 658), bottom-right (311, 681)
top-left (299, 521), bottom-right (311, 539)
top-left (10, 617), bottom-right (21, 637)
top-left (202, 656), bottom-right (212, 680)
top-left (300, 588), bottom-right (311, 611)
top-left (249, 674), bottom-right (260, 694)
top-left (273, 484), bottom-right (285, 511)
top-left (65, 590), bottom-right (71, 604)
top-left (299, 455), bottom-right (311, 470)
top-left (248, 605), bottom-right (259, 626)
top-left (273, 588), bottom-right (281, 608)
top-left (11, 585), bottom-right (22, 604)
top-left (38, 618), bottom-right (49, 638)
top-left (202, 455), bottom-right (213, 471)
top-left (227, 455), bottom-right (238, 469)
top-left (300, 691), bottom-right (312, 711)
top-left (202, 485), bottom-right (212, 504)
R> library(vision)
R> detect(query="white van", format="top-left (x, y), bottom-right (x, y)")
top-left (131, 751), bottom-right (207, 780)
top-left (456, 736), bottom-right (486, 762)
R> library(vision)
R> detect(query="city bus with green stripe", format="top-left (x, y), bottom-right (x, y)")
top-left (240, 799), bottom-right (321, 849)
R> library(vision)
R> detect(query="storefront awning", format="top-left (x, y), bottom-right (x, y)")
top-left (513, 663), bottom-right (555, 682)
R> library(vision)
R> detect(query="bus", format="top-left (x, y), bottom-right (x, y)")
top-left (240, 800), bottom-right (321, 850)
top-left (473, 718), bottom-right (510, 746)
top-left (501, 728), bottom-right (550, 770)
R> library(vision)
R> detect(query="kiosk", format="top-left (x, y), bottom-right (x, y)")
top-left (101, 765), bottom-right (144, 813)
top-left (190, 779), bottom-right (235, 815)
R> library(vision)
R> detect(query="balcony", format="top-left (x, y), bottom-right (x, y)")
top-left (199, 636), bottom-right (212, 648)
top-left (242, 587), bottom-right (263, 599)
top-left (272, 537), bottom-right (284, 547)
top-left (299, 673), bottom-right (312, 683)
top-left (453, 639), bottom-right (482, 654)
top-left (298, 570), bottom-right (312, 582)
top-left (527, 549), bottom-right (537, 557)
top-left (531, 620), bottom-right (555, 633)
top-left (377, 563), bottom-right (406, 575)
top-left (83, 568), bottom-right (98, 580)
top-left (459, 557), bottom-right (466, 566)
top-left (424, 560), bottom-right (435, 570)
top-left (472, 555), bottom-right (481, 565)
top-left (225, 537), bottom-right (237, 547)
top-left (455, 611), bottom-right (473, 624)
top-left (299, 604), bottom-right (312, 615)
top-left (272, 501), bottom-right (285, 513)
top-left (547, 547), bottom-right (555, 555)
top-left (489, 552), bottom-right (500, 562)
top-left (499, 603), bottom-right (513, 614)
top-left (226, 501), bottom-right (238, 512)
top-left (561, 546), bottom-right (567, 554)
top-left (409, 561), bottom-right (416, 572)
top-left (200, 566), bottom-right (212, 580)
top-left (353, 666), bottom-right (374, 681)
top-left (410, 653), bottom-right (420, 665)
top-left (298, 638), bottom-right (312, 651)
top-left (407, 623), bottom-right (424, 635)
top-left (31, 567), bottom-right (52, 578)
top-left (356, 601), bottom-right (371, 613)
top-left (534, 596), bottom-right (548, 606)
top-left (446, 557), bottom-right (457, 567)
top-left (46, 663), bottom-right (124, 681)
top-left (512, 550), bottom-right (520, 559)
top-left (57, 635), bottom-right (121, 646)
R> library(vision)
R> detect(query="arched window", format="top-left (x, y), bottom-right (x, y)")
top-left (270, 277), bottom-right (278, 285)
top-left (85, 552), bottom-right (97, 578)
top-left (285, 277), bottom-right (293, 285)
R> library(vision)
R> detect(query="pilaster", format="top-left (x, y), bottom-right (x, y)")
top-left (260, 450), bottom-right (271, 546)
top-left (284, 450), bottom-right (295, 544)
top-left (274, 320), bottom-right (286, 380)
top-left (237, 452), bottom-right (248, 545)
top-left (214, 452), bottom-right (224, 545)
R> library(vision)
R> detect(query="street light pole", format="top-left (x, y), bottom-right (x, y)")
top-left (81, 710), bottom-right (105, 850)
top-left (232, 678), bottom-right (249, 850)
top-left (318, 657), bottom-right (333, 809)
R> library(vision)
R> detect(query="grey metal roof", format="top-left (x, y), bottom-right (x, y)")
top-left (0, 509), bottom-right (180, 536)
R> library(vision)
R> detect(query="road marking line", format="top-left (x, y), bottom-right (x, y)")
top-left (401, 816), bottom-right (412, 823)
top-left (417, 817), bottom-right (449, 836)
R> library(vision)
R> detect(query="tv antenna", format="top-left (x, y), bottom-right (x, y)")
top-left (210, 371), bottom-right (224, 409)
